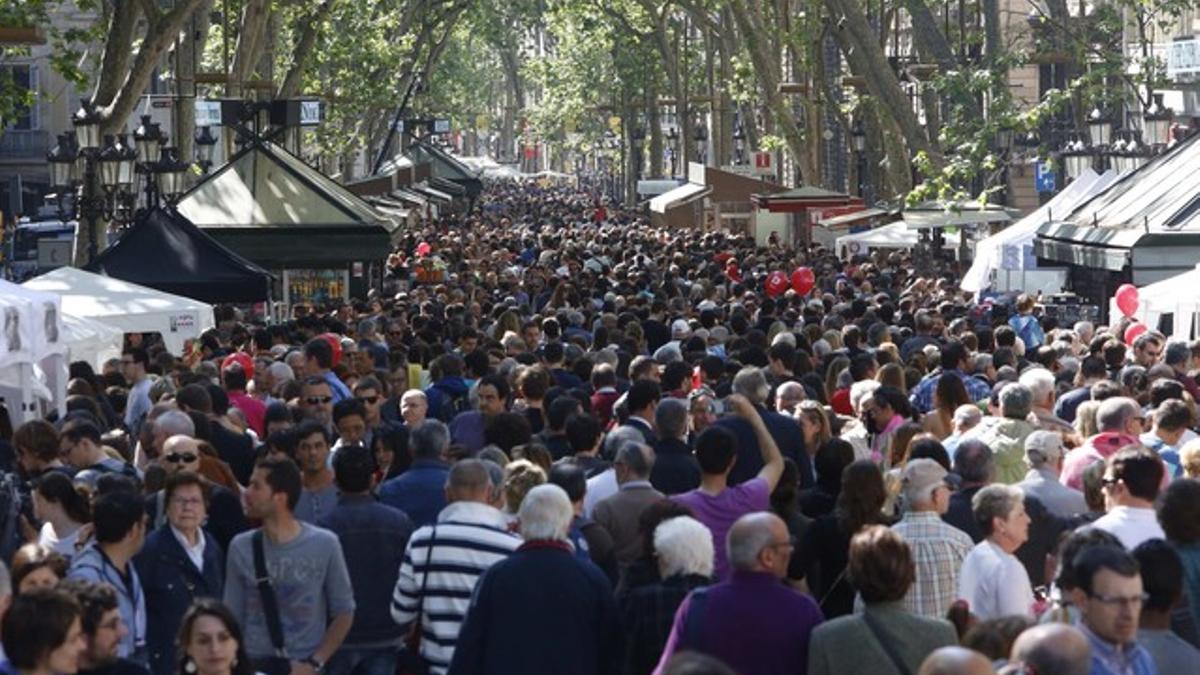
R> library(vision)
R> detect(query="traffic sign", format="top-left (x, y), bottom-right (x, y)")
top-left (753, 152), bottom-right (774, 176)
top-left (1035, 160), bottom-right (1056, 193)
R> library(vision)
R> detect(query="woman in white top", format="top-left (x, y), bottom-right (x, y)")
top-left (33, 472), bottom-right (90, 561)
top-left (958, 484), bottom-right (1036, 620)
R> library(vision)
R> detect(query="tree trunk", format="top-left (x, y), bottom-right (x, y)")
top-left (92, 0), bottom-right (138, 108)
top-left (175, 0), bottom-right (213, 168)
top-left (823, 0), bottom-right (944, 171)
top-left (728, 0), bottom-right (811, 182)
top-left (277, 0), bottom-right (336, 98)
top-left (98, 0), bottom-right (209, 135)
top-left (228, 0), bottom-right (271, 96)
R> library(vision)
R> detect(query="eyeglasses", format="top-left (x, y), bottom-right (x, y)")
top-left (164, 453), bottom-right (198, 464)
top-left (357, 396), bottom-right (380, 405)
top-left (304, 396), bottom-right (333, 405)
top-left (1088, 592), bottom-right (1149, 608)
top-left (170, 496), bottom-right (205, 508)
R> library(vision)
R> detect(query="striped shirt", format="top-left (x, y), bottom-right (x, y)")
top-left (891, 511), bottom-right (974, 619)
top-left (390, 501), bottom-right (521, 674)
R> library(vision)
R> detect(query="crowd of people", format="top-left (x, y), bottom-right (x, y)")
top-left (2, 179), bottom-right (1199, 675)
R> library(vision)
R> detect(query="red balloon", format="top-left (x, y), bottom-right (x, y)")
top-left (416, 241), bottom-right (432, 257)
top-left (765, 271), bottom-right (789, 298)
top-left (725, 263), bottom-right (742, 283)
top-left (1124, 322), bottom-right (1148, 346)
top-left (1115, 283), bottom-right (1139, 318)
top-left (791, 267), bottom-right (816, 295)
top-left (319, 332), bottom-right (344, 368)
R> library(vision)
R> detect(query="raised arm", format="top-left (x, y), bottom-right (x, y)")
top-left (728, 394), bottom-right (784, 490)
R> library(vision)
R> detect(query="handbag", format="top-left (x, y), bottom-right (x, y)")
top-left (396, 525), bottom-right (436, 675)
top-left (252, 531), bottom-right (293, 675)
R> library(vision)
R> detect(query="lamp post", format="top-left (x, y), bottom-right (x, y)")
top-left (1144, 93), bottom-right (1173, 151)
top-left (733, 120), bottom-right (746, 165)
top-left (850, 117), bottom-right (866, 198)
top-left (48, 102), bottom-right (200, 265)
top-left (194, 125), bottom-right (218, 174)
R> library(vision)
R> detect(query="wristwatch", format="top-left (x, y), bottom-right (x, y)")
top-left (301, 656), bottom-right (324, 672)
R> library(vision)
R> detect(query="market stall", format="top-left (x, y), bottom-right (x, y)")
top-left (962, 169), bottom-right (1120, 295)
top-left (836, 221), bottom-right (961, 259)
top-left (1108, 263), bottom-right (1200, 338)
top-left (87, 207), bottom-right (274, 304)
top-left (23, 267), bottom-right (215, 355)
top-left (0, 279), bottom-right (68, 425)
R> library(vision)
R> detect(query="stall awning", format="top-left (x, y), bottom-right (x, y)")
top-left (1033, 221), bottom-right (1142, 271)
top-left (816, 208), bottom-right (889, 229)
top-left (902, 201), bottom-right (1016, 230)
top-left (650, 183), bottom-right (711, 214)
top-left (409, 183), bottom-right (454, 203)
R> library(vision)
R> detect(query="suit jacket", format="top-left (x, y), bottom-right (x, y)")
top-left (807, 603), bottom-right (958, 675)
top-left (208, 421), bottom-right (255, 486)
top-left (134, 525), bottom-right (224, 675)
top-left (591, 482), bottom-right (664, 568)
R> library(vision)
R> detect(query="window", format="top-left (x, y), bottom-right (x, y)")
top-left (1, 64), bottom-right (39, 131)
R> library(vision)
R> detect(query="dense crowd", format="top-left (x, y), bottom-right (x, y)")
top-left (0, 180), bottom-right (1197, 675)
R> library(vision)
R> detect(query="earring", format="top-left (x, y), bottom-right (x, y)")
top-left (185, 659), bottom-right (197, 674)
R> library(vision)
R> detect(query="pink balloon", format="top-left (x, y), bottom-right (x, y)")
top-left (416, 242), bottom-right (432, 257)
top-left (765, 271), bottom-right (789, 298)
top-left (1115, 283), bottom-right (1139, 318)
top-left (1124, 322), bottom-right (1148, 346)
top-left (791, 267), bottom-right (816, 295)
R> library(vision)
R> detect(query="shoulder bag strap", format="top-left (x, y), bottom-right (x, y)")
top-left (413, 525), bottom-right (436, 629)
top-left (861, 610), bottom-right (914, 675)
top-left (252, 530), bottom-right (287, 658)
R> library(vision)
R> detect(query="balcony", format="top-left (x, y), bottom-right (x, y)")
top-left (0, 130), bottom-right (49, 160)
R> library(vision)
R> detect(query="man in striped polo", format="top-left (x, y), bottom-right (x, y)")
top-left (390, 459), bottom-right (520, 674)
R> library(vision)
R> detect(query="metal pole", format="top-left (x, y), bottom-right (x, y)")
top-left (371, 74), bottom-right (422, 176)
top-left (83, 155), bottom-right (99, 264)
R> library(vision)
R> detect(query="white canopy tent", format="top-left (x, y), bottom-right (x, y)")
top-left (0, 280), bottom-right (68, 425)
top-left (24, 267), bottom-right (215, 355)
top-left (1111, 263), bottom-right (1200, 338)
top-left (962, 169), bottom-right (1121, 294)
top-left (62, 313), bottom-right (124, 370)
top-left (836, 221), bottom-right (961, 258)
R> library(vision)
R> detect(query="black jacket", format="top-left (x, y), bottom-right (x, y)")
top-left (207, 421), bottom-right (255, 486)
top-left (134, 525), bottom-right (224, 675)
top-left (649, 438), bottom-right (701, 496)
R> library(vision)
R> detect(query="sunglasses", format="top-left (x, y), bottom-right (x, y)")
top-left (305, 396), bottom-right (333, 405)
top-left (357, 396), bottom-right (380, 404)
top-left (164, 453), bottom-right (198, 464)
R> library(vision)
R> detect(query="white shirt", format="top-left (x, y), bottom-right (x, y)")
top-left (958, 539), bottom-right (1035, 620)
top-left (171, 525), bottom-right (206, 571)
top-left (1091, 505), bottom-right (1166, 551)
top-left (583, 468), bottom-right (618, 518)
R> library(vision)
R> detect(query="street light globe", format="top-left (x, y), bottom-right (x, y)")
top-left (133, 115), bottom-right (163, 165)
top-left (72, 100), bottom-right (102, 152)
top-left (46, 133), bottom-right (78, 190)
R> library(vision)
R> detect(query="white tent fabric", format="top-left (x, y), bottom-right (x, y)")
top-left (961, 169), bottom-right (1121, 293)
top-left (62, 313), bottom-right (124, 369)
top-left (836, 222), bottom-right (960, 258)
top-left (1111, 263), bottom-right (1200, 338)
top-left (0, 280), bottom-right (68, 425)
top-left (23, 267), bottom-right (215, 355)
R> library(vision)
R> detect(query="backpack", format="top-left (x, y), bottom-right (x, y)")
top-left (432, 383), bottom-right (471, 423)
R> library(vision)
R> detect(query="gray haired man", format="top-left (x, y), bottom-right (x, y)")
top-left (1016, 430), bottom-right (1087, 519)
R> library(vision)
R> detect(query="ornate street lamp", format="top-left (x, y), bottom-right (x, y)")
top-left (133, 115), bottom-right (163, 165)
top-left (693, 118), bottom-right (708, 164)
top-left (733, 120), bottom-right (746, 165)
top-left (47, 133), bottom-right (78, 191)
top-left (194, 125), bottom-right (218, 173)
top-left (156, 146), bottom-right (192, 204)
top-left (1144, 93), bottom-right (1173, 149)
top-left (1087, 108), bottom-right (1114, 148)
top-left (72, 100), bottom-right (102, 152)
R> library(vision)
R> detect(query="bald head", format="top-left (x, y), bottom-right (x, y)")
top-left (727, 512), bottom-right (789, 576)
top-left (162, 435), bottom-right (201, 474)
top-left (1010, 624), bottom-right (1090, 675)
top-left (917, 647), bottom-right (993, 675)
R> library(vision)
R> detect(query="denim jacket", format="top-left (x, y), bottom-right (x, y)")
top-left (320, 494), bottom-right (415, 646)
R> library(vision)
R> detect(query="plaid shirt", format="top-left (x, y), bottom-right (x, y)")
top-left (620, 573), bottom-right (710, 674)
top-left (891, 511), bottom-right (974, 619)
top-left (909, 369), bottom-right (992, 413)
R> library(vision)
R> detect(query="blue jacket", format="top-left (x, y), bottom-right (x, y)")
top-left (133, 525), bottom-right (224, 675)
top-left (425, 377), bottom-right (470, 421)
top-left (714, 406), bottom-right (814, 488)
top-left (319, 494), bottom-right (413, 646)
top-left (448, 542), bottom-right (622, 675)
top-left (69, 544), bottom-right (147, 662)
top-left (378, 460), bottom-right (450, 528)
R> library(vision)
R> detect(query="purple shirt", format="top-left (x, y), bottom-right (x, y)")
top-left (654, 571), bottom-right (824, 675)
top-left (672, 477), bottom-right (770, 580)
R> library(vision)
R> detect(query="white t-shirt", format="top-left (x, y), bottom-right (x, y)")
top-left (1091, 506), bottom-right (1166, 551)
top-left (958, 539), bottom-right (1035, 620)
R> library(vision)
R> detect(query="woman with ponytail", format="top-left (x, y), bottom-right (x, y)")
top-left (33, 472), bottom-right (91, 560)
